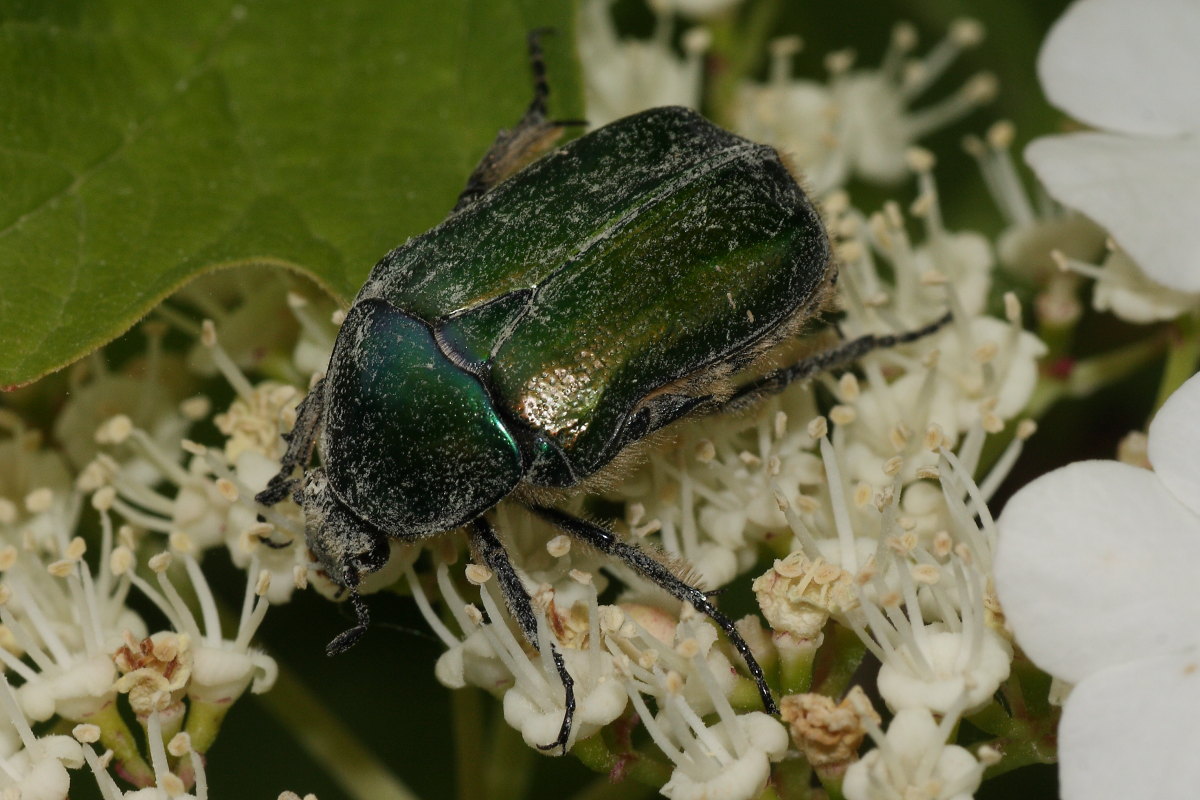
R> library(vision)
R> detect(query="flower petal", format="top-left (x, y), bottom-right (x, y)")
top-left (995, 461), bottom-right (1200, 682)
top-left (1060, 650), bottom-right (1200, 800)
top-left (1148, 372), bottom-right (1200, 516)
top-left (1026, 132), bottom-right (1200, 291)
top-left (1039, 0), bottom-right (1200, 136)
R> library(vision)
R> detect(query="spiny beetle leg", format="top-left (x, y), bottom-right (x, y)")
top-left (255, 376), bottom-right (326, 507)
top-left (528, 505), bottom-right (779, 717)
top-left (721, 311), bottom-right (953, 413)
top-left (523, 29), bottom-right (587, 127)
top-left (470, 517), bottom-right (576, 753)
top-left (454, 29), bottom-right (582, 212)
top-left (326, 590), bottom-right (371, 656)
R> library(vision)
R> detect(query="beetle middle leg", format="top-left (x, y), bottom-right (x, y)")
top-left (469, 517), bottom-right (576, 754)
top-left (454, 29), bottom-right (586, 212)
top-left (526, 505), bottom-right (780, 717)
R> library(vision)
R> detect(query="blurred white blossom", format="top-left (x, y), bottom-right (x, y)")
top-left (1026, 0), bottom-right (1200, 293)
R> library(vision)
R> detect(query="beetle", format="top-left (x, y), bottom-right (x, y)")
top-left (256, 31), bottom-right (947, 752)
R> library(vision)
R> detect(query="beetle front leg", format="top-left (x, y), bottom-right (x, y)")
top-left (469, 517), bottom-right (576, 754)
top-left (527, 505), bottom-right (780, 717)
top-left (256, 376), bottom-right (327, 507)
top-left (454, 29), bottom-right (586, 212)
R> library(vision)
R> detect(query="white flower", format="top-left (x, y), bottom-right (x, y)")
top-left (857, 553), bottom-right (1010, 716)
top-left (577, 0), bottom-right (710, 128)
top-left (659, 712), bottom-right (787, 800)
top-left (963, 121), bottom-right (1106, 283)
top-left (126, 543), bottom-right (277, 713)
top-left (828, 21), bottom-right (995, 185)
top-left (734, 23), bottom-right (994, 191)
top-left (733, 38), bottom-right (846, 194)
top-left (0, 674), bottom-right (85, 800)
top-left (995, 371), bottom-right (1200, 800)
top-left (1025, 0), bottom-right (1200, 292)
top-left (619, 643), bottom-right (787, 800)
top-left (843, 706), bottom-right (989, 800)
top-left (655, 0), bottom-right (743, 20)
top-left (1058, 244), bottom-right (1200, 324)
top-left (497, 583), bottom-right (627, 752)
top-left (417, 554), bottom-right (627, 753)
top-left (0, 525), bottom-right (138, 724)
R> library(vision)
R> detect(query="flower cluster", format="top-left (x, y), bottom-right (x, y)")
top-left (0, 278), bottom-right (343, 797)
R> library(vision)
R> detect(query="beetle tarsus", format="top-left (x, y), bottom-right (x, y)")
top-left (536, 645), bottom-right (575, 755)
top-left (528, 505), bottom-right (779, 716)
top-left (326, 591), bottom-right (371, 656)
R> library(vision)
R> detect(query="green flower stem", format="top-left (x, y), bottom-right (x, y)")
top-left (1027, 333), bottom-right (1168, 420)
top-left (1155, 314), bottom-right (1200, 412)
top-left (968, 667), bottom-right (1059, 779)
top-left (91, 701), bottom-right (155, 787)
top-left (184, 699), bottom-right (233, 754)
top-left (256, 660), bottom-right (419, 800)
top-left (572, 730), bottom-right (673, 787)
top-left (966, 698), bottom-right (1013, 738)
top-left (979, 721), bottom-right (1058, 780)
top-left (773, 757), bottom-right (814, 800)
top-left (483, 703), bottom-right (535, 800)
top-left (731, 674), bottom-right (775, 711)
top-left (813, 625), bottom-right (866, 699)
top-left (815, 771), bottom-right (846, 800)
top-left (567, 773), bottom-right (658, 800)
top-left (706, 0), bottom-right (782, 128)
top-left (776, 634), bottom-right (820, 696)
top-left (1005, 651), bottom-right (1055, 722)
top-left (453, 687), bottom-right (487, 800)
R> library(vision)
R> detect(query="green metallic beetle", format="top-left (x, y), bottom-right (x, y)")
top-left (257, 32), bottom-right (946, 753)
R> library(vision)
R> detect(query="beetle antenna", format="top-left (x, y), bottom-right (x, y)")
top-left (527, 505), bottom-right (779, 716)
top-left (326, 590), bottom-right (371, 656)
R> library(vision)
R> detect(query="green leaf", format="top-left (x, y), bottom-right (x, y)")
top-left (0, 0), bottom-right (582, 387)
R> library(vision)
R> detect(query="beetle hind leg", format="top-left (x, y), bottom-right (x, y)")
top-left (719, 311), bottom-right (953, 413)
top-left (469, 517), bottom-right (576, 754)
top-left (527, 505), bottom-right (780, 717)
top-left (453, 29), bottom-right (585, 212)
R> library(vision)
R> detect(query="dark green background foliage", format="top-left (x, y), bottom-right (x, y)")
top-left (2, 0), bottom-right (1085, 797)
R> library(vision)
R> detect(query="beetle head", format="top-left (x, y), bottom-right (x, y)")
top-left (297, 468), bottom-right (391, 592)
